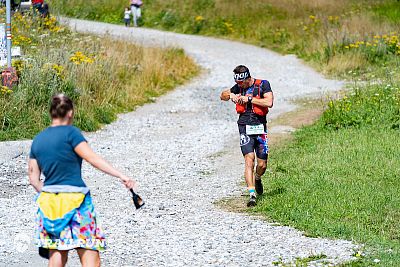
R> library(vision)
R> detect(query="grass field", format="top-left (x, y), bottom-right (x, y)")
top-left (250, 80), bottom-right (400, 266)
top-left (258, 126), bottom-right (400, 265)
top-left (0, 11), bottom-right (198, 140)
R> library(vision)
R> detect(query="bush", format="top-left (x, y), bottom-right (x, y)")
top-left (322, 83), bottom-right (400, 129)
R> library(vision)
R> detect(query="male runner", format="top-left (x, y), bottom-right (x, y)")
top-left (220, 65), bottom-right (274, 206)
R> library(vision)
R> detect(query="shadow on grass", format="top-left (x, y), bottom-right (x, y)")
top-left (265, 187), bottom-right (286, 197)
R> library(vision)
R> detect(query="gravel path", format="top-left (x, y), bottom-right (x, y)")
top-left (0, 19), bottom-right (357, 266)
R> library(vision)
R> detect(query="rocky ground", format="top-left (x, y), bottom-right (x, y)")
top-left (0, 19), bottom-right (356, 266)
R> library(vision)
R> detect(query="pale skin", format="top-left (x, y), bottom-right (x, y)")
top-left (220, 77), bottom-right (274, 191)
top-left (28, 110), bottom-right (137, 267)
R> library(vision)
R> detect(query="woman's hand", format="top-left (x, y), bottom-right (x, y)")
top-left (119, 174), bottom-right (137, 190)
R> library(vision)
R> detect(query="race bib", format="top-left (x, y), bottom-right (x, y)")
top-left (246, 124), bottom-right (265, 135)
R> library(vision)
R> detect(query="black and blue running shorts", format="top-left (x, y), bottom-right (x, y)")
top-left (238, 124), bottom-right (269, 160)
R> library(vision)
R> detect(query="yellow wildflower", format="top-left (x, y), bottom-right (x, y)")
top-left (195, 16), bottom-right (204, 22)
top-left (1, 86), bottom-right (12, 94)
top-left (69, 51), bottom-right (95, 65)
top-left (52, 64), bottom-right (65, 78)
top-left (223, 22), bottom-right (234, 33)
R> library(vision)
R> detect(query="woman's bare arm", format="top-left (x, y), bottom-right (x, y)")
top-left (74, 142), bottom-right (136, 189)
top-left (28, 159), bottom-right (43, 193)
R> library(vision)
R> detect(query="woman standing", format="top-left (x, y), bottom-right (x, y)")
top-left (28, 94), bottom-right (137, 267)
top-left (130, 0), bottom-right (143, 27)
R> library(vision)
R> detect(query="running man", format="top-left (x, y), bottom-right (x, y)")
top-left (220, 65), bottom-right (274, 207)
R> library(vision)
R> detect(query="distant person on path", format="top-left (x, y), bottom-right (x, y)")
top-left (124, 6), bottom-right (131, 27)
top-left (130, 0), bottom-right (143, 27)
top-left (28, 94), bottom-right (137, 266)
top-left (220, 65), bottom-right (274, 207)
top-left (41, 2), bottom-right (49, 18)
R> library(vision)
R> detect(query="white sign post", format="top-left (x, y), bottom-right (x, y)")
top-left (0, 23), bottom-right (7, 66)
top-left (6, 0), bottom-right (11, 67)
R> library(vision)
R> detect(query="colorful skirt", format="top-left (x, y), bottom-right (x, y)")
top-left (35, 192), bottom-right (106, 251)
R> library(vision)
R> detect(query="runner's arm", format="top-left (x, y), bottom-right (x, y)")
top-left (74, 142), bottom-right (137, 190)
top-left (251, 92), bottom-right (274, 108)
top-left (220, 89), bottom-right (239, 103)
top-left (28, 159), bottom-right (43, 192)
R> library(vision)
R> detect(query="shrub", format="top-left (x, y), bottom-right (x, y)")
top-left (322, 82), bottom-right (400, 129)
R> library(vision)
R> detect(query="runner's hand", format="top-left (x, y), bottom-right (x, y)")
top-left (230, 93), bottom-right (239, 103)
top-left (238, 96), bottom-right (248, 105)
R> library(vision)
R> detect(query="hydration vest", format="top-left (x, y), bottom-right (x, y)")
top-left (235, 79), bottom-right (269, 116)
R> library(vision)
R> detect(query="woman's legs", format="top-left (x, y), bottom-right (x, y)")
top-left (48, 250), bottom-right (68, 267)
top-left (130, 5), bottom-right (137, 27)
top-left (77, 248), bottom-right (101, 267)
top-left (130, 6), bottom-right (141, 26)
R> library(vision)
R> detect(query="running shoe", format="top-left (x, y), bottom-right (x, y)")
top-left (255, 178), bottom-right (264, 195)
top-left (247, 193), bottom-right (257, 207)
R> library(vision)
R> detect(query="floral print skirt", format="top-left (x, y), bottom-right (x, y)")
top-left (35, 192), bottom-right (106, 251)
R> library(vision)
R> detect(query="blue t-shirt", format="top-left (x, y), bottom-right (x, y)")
top-left (30, 125), bottom-right (87, 187)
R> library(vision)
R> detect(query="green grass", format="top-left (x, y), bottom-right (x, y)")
top-left (273, 254), bottom-right (328, 266)
top-left (260, 126), bottom-right (400, 238)
top-left (259, 126), bottom-right (400, 266)
top-left (372, 1), bottom-right (400, 24)
top-left (322, 83), bottom-right (400, 129)
top-left (254, 81), bottom-right (400, 266)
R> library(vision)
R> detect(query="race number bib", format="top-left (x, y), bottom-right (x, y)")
top-left (245, 124), bottom-right (265, 135)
